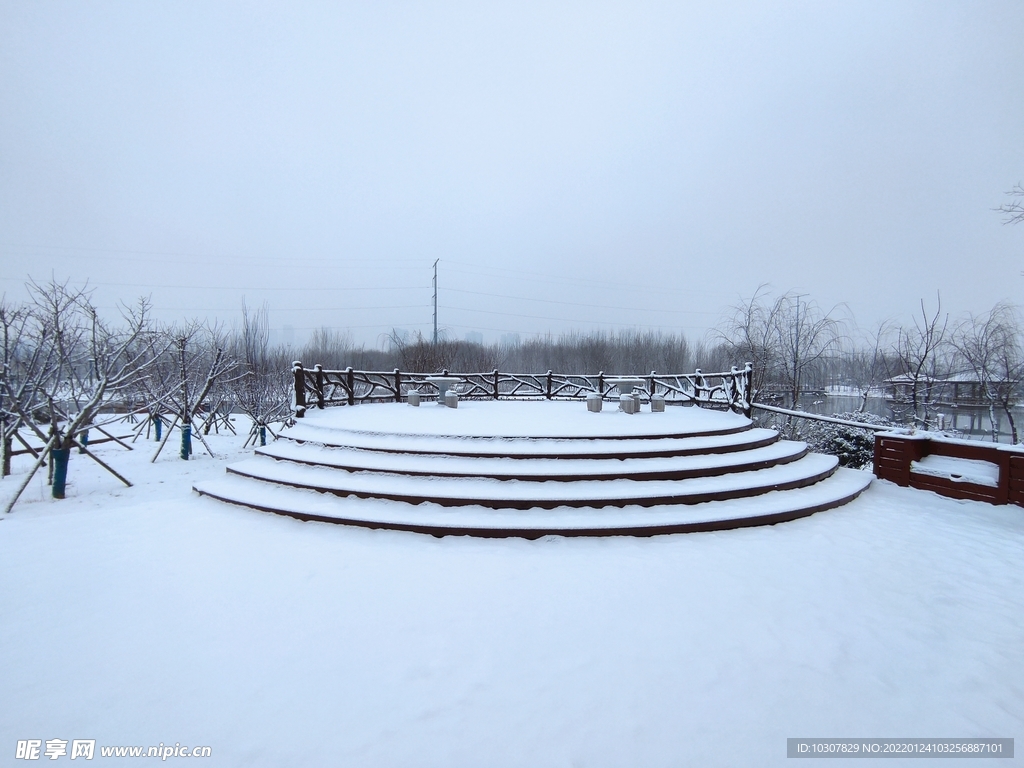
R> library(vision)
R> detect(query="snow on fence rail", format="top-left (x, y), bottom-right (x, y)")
top-left (750, 402), bottom-right (905, 433)
top-left (291, 363), bottom-right (754, 418)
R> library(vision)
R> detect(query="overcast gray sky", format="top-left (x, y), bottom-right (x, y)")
top-left (2, 1), bottom-right (1022, 347)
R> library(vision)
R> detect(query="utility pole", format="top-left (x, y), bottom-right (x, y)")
top-left (432, 259), bottom-right (439, 345)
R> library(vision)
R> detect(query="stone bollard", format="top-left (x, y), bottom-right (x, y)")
top-left (651, 394), bottom-right (666, 412)
top-left (407, 389), bottom-right (421, 407)
top-left (619, 393), bottom-right (636, 414)
top-left (586, 392), bottom-right (603, 413)
top-left (445, 391), bottom-right (459, 409)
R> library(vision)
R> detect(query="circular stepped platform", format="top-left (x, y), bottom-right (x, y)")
top-left (194, 401), bottom-right (872, 537)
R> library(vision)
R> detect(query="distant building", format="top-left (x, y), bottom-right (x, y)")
top-left (464, 331), bottom-right (484, 345)
top-left (884, 372), bottom-right (1018, 406)
top-left (269, 325), bottom-right (295, 348)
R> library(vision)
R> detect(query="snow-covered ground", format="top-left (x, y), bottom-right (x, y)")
top-left (2, 419), bottom-right (1022, 766)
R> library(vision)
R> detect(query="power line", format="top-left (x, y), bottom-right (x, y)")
top-left (0, 243), bottom-right (426, 266)
top-left (442, 286), bottom-right (718, 316)
top-left (443, 260), bottom-right (710, 300)
top-left (438, 304), bottom-right (689, 330)
top-left (0, 276), bottom-right (425, 292)
top-left (93, 304), bottom-right (431, 313)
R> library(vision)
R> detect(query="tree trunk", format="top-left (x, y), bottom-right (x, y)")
top-left (858, 388), bottom-right (869, 414)
top-left (999, 404), bottom-right (1019, 445)
top-left (51, 447), bottom-right (70, 499)
top-left (1, 422), bottom-right (11, 477)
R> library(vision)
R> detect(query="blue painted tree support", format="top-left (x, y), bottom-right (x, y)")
top-left (154, 415), bottom-right (162, 442)
top-left (259, 425), bottom-right (266, 447)
top-left (51, 447), bottom-right (70, 499)
top-left (180, 425), bottom-right (192, 460)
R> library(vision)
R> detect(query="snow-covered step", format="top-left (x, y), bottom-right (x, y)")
top-left (254, 438), bottom-right (809, 481)
top-left (278, 424), bottom-right (781, 459)
top-left (193, 467), bottom-right (873, 537)
top-left (197, 402), bottom-right (871, 537)
top-left (221, 451), bottom-right (840, 509)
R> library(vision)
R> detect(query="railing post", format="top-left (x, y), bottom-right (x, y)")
top-left (493, 369), bottom-right (499, 400)
top-left (546, 370), bottom-right (553, 399)
top-left (314, 364), bottom-right (325, 409)
top-left (649, 370), bottom-right (656, 402)
top-left (346, 367), bottom-right (355, 406)
top-left (729, 366), bottom-right (740, 414)
top-left (394, 369), bottom-right (402, 402)
top-left (293, 361), bottom-right (306, 417)
top-left (598, 371), bottom-right (605, 399)
top-left (744, 362), bottom-right (753, 417)
top-left (997, 452), bottom-right (1011, 505)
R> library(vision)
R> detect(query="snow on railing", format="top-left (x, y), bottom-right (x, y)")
top-left (291, 363), bottom-right (754, 418)
top-left (750, 402), bottom-right (906, 433)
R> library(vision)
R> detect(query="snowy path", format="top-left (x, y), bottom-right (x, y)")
top-left (1, 430), bottom-right (1023, 766)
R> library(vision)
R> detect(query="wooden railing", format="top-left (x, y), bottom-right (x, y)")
top-left (292, 363), bottom-right (754, 418)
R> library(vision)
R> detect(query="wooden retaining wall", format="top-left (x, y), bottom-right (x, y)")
top-left (874, 433), bottom-right (1024, 506)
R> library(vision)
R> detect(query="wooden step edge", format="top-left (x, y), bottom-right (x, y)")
top-left (192, 472), bottom-right (870, 539)
top-left (223, 457), bottom-right (838, 510)
top-left (274, 431), bottom-right (780, 459)
top-left (311, 422), bottom-right (754, 442)
top-left (251, 444), bottom-right (809, 482)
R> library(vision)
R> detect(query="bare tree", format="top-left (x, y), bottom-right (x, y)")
top-left (952, 302), bottom-right (1024, 443)
top-left (775, 295), bottom-right (845, 408)
top-left (0, 299), bottom-right (39, 476)
top-left (997, 182), bottom-right (1024, 226)
top-left (716, 287), bottom-right (843, 407)
top-left (388, 329), bottom-right (461, 372)
top-left (301, 327), bottom-right (354, 370)
top-left (4, 280), bottom-right (167, 509)
top-left (136, 319), bottom-right (237, 462)
top-left (714, 285), bottom-right (784, 401)
top-left (891, 295), bottom-right (951, 428)
top-left (849, 321), bottom-right (897, 413)
top-left (231, 301), bottom-right (292, 447)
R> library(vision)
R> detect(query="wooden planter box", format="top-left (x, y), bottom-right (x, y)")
top-left (874, 432), bottom-right (1024, 506)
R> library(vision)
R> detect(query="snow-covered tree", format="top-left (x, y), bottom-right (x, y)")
top-left (231, 301), bottom-right (292, 447)
top-left (952, 302), bottom-right (1024, 443)
top-left (891, 295), bottom-right (951, 428)
top-left (716, 287), bottom-right (843, 407)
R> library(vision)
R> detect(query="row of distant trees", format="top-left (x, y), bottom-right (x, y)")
top-left (373, 289), bottom-right (1024, 441)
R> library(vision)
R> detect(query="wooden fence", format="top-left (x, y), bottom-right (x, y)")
top-left (292, 363), bottom-right (754, 418)
top-left (874, 432), bottom-right (1024, 506)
